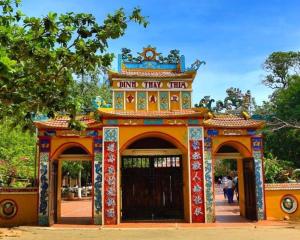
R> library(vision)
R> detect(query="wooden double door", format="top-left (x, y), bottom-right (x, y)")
top-left (121, 155), bottom-right (184, 220)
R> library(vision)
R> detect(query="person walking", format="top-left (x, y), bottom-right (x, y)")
top-left (233, 176), bottom-right (239, 201)
top-left (226, 176), bottom-right (234, 204)
top-left (221, 176), bottom-right (228, 200)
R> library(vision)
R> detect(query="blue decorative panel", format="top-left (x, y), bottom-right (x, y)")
top-left (182, 92), bottom-right (191, 109)
top-left (39, 139), bottom-right (50, 152)
top-left (188, 119), bottom-right (199, 125)
top-left (252, 137), bottom-right (263, 151)
top-left (114, 92), bottom-right (124, 110)
top-left (207, 129), bottom-right (219, 136)
top-left (94, 138), bottom-right (102, 152)
top-left (144, 119), bottom-right (164, 125)
top-left (189, 127), bottom-right (203, 141)
top-left (106, 119), bottom-right (119, 125)
top-left (159, 92), bottom-right (169, 110)
top-left (137, 92), bottom-right (146, 110)
top-left (87, 130), bottom-right (98, 137)
top-left (104, 127), bottom-right (118, 142)
top-left (247, 129), bottom-right (256, 135)
top-left (124, 61), bottom-right (178, 70)
top-left (94, 136), bottom-right (103, 224)
top-left (38, 152), bottom-right (49, 226)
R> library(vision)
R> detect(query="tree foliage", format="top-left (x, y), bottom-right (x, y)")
top-left (258, 51), bottom-right (300, 170)
top-left (0, 0), bottom-right (148, 129)
top-left (0, 118), bottom-right (36, 187)
top-left (263, 51), bottom-right (300, 89)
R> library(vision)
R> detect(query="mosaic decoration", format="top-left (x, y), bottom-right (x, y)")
top-left (251, 137), bottom-right (265, 220)
top-left (114, 92), bottom-right (124, 110)
top-left (103, 127), bottom-right (119, 225)
top-left (0, 199), bottom-right (18, 219)
top-left (94, 137), bottom-right (103, 224)
top-left (159, 92), bottom-right (169, 110)
top-left (144, 119), bottom-right (164, 125)
top-left (182, 92), bottom-right (191, 109)
top-left (188, 127), bottom-right (205, 223)
top-left (207, 129), bottom-right (218, 136)
top-left (38, 150), bottom-right (50, 226)
top-left (203, 137), bottom-right (215, 223)
top-left (281, 195), bottom-right (298, 214)
top-left (137, 92), bottom-right (146, 110)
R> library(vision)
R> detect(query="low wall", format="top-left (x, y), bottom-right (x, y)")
top-left (265, 183), bottom-right (300, 220)
top-left (0, 188), bottom-right (38, 226)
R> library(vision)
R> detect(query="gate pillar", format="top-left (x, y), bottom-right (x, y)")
top-left (251, 136), bottom-right (265, 220)
top-left (203, 136), bottom-right (215, 223)
top-left (188, 127), bottom-right (205, 223)
top-left (102, 127), bottom-right (119, 225)
top-left (93, 136), bottom-right (103, 224)
top-left (38, 137), bottom-right (51, 226)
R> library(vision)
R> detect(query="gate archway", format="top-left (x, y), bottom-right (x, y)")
top-left (214, 141), bottom-right (257, 222)
top-left (121, 135), bottom-right (186, 221)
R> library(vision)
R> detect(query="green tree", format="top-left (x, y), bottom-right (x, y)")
top-left (0, 0), bottom-right (148, 129)
top-left (257, 51), bottom-right (300, 169)
top-left (0, 118), bottom-right (36, 187)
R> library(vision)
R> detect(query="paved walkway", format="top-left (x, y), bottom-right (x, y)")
top-left (59, 199), bottom-right (92, 224)
top-left (3, 225), bottom-right (300, 240)
top-left (215, 185), bottom-right (248, 223)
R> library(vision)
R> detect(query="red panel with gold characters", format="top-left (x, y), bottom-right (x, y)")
top-left (189, 138), bottom-right (205, 222)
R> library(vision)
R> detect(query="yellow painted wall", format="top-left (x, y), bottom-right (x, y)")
top-left (170, 92), bottom-right (180, 110)
top-left (148, 91), bottom-right (158, 111)
top-left (211, 136), bottom-right (252, 157)
top-left (265, 189), bottom-right (300, 220)
top-left (125, 91), bottom-right (136, 111)
top-left (50, 137), bottom-right (93, 159)
top-left (0, 191), bottom-right (38, 226)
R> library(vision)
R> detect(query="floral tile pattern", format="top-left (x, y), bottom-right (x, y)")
top-left (94, 137), bottom-right (103, 225)
top-left (251, 137), bottom-right (265, 220)
top-left (204, 137), bottom-right (215, 223)
top-left (103, 127), bottom-right (119, 225)
top-left (38, 139), bottom-right (50, 226)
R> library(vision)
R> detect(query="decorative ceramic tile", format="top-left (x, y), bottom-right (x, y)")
top-left (203, 137), bottom-right (215, 223)
top-left (182, 91), bottom-right (191, 109)
top-left (159, 91), bottom-right (169, 110)
top-left (94, 137), bottom-right (103, 225)
top-left (38, 152), bottom-right (49, 226)
top-left (103, 127), bottom-right (119, 225)
top-left (251, 137), bottom-right (265, 220)
top-left (104, 128), bottom-right (118, 142)
top-left (137, 92), bottom-right (146, 110)
top-left (189, 127), bottom-right (203, 141)
top-left (114, 92), bottom-right (124, 110)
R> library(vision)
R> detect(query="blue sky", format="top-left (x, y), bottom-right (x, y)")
top-left (21, 0), bottom-right (300, 104)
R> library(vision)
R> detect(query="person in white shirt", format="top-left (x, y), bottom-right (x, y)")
top-left (226, 176), bottom-right (234, 203)
top-left (221, 176), bottom-right (228, 199)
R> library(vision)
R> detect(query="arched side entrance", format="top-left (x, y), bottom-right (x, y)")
top-left (214, 142), bottom-right (257, 222)
top-left (203, 136), bottom-right (265, 223)
top-left (121, 136), bottom-right (184, 221)
top-left (49, 143), bottom-right (93, 225)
